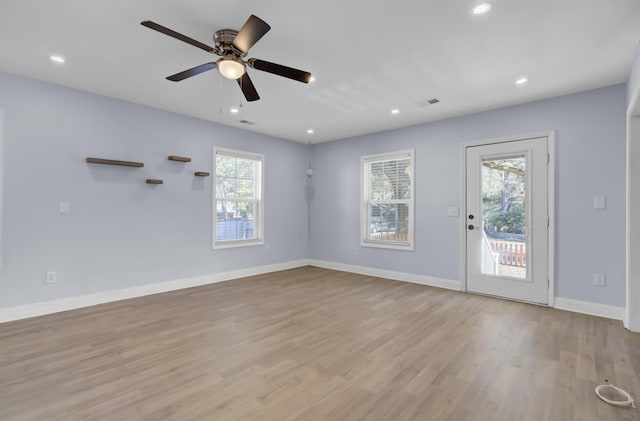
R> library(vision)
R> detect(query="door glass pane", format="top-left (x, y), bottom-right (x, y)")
top-left (481, 154), bottom-right (527, 279)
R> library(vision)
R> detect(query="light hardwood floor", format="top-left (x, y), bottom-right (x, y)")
top-left (1, 266), bottom-right (639, 420)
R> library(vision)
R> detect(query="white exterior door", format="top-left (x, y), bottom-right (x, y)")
top-left (465, 137), bottom-right (550, 304)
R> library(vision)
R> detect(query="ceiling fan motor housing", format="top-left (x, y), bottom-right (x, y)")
top-left (213, 29), bottom-right (244, 57)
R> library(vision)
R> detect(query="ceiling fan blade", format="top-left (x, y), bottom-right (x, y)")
top-left (236, 73), bottom-right (260, 102)
top-left (167, 63), bottom-right (217, 81)
top-left (248, 59), bottom-right (312, 83)
top-left (232, 15), bottom-right (271, 54)
top-left (141, 20), bottom-right (214, 53)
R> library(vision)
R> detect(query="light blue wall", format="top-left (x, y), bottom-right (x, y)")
top-left (0, 71), bottom-right (310, 307)
top-left (310, 85), bottom-right (627, 307)
top-left (0, 71), bottom-right (628, 309)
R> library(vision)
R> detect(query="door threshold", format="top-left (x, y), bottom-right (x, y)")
top-left (465, 290), bottom-right (549, 307)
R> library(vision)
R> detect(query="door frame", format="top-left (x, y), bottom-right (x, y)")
top-left (459, 131), bottom-right (555, 306)
top-left (627, 95), bottom-right (640, 331)
top-left (0, 110), bottom-right (3, 269)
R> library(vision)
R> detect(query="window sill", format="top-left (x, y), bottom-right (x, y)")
top-left (360, 240), bottom-right (414, 251)
top-left (213, 239), bottom-right (264, 250)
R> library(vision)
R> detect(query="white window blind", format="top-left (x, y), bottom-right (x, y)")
top-left (213, 147), bottom-right (264, 249)
top-left (361, 150), bottom-right (414, 250)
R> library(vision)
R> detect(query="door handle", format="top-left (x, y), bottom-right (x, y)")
top-left (468, 224), bottom-right (475, 230)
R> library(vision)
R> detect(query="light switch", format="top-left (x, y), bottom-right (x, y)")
top-left (46, 271), bottom-right (57, 284)
top-left (60, 202), bottom-right (71, 213)
top-left (447, 206), bottom-right (459, 217)
top-left (594, 273), bottom-right (606, 287)
top-left (593, 196), bottom-right (606, 209)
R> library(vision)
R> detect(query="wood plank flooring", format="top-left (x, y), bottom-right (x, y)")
top-left (1, 266), bottom-right (639, 420)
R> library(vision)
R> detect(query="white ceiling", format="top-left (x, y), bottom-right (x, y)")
top-left (1, 0), bottom-right (640, 143)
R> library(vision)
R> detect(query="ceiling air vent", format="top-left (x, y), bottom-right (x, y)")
top-left (238, 119), bottom-right (257, 125)
top-left (415, 98), bottom-right (440, 107)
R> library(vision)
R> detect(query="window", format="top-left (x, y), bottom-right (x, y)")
top-left (361, 150), bottom-right (414, 250)
top-left (213, 147), bottom-right (264, 249)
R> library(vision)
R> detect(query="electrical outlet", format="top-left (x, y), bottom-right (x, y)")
top-left (594, 273), bottom-right (606, 287)
top-left (60, 202), bottom-right (71, 213)
top-left (46, 271), bottom-right (57, 284)
top-left (593, 196), bottom-right (606, 209)
top-left (447, 206), bottom-right (459, 217)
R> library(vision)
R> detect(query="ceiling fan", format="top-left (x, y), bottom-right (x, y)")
top-left (141, 15), bottom-right (312, 102)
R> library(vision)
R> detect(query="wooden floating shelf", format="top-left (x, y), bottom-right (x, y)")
top-left (86, 157), bottom-right (144, 167)
top-left (168, 155), bottom-right (191, 162)
top-left (194, 172), bottom-right (210, 177)
top-left (146, 179), bottom-right (163, 184)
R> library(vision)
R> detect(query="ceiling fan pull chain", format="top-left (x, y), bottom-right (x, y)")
top-left (218, 75), bottom-right (223, 114)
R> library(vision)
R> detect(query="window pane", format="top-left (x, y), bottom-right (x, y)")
top-left (215, 154), bottom-right (258, 200)
top-left (236, 179), bottom-right (255, 198)
top-left (216, 176), bottom-right (236, 199)
top-left (236, 159), bottom-right (256, 180)
top-left (215, 200), bottom-right (255, 241)
top-left (369, 158), bottom-right (411, 200)
top-left (368, 202), bottom-right (410, 243)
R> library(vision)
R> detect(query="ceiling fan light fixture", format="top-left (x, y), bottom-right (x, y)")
top-left (218, 57), bottom-right (245, 80)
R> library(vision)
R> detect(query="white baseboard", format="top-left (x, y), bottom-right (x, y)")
top-left (554, 297), bottom-right (625, 321)
top-left (310, 260), bottom-right (626, 321)
top-left (1, 259), bottom-right (625, 324)
top-left (0, 259), bottom-right (309, 323)
top-left (307, 259), bottom-right (462, 291)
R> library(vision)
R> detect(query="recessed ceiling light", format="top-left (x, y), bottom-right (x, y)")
top-left (515, 77), bottom-right (529, 85)
top-left (230, 108), bottom-right (239, 114)
top-left (391, 109), bottom-right (400, 115)
top-left (472, 3), bottom-right (492, 14)
top-left (50, 55), bottom-right (65, 64)
top-left (307, 129), bottom-right (314, 134)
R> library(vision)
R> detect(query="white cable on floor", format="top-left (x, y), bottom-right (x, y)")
top-left (595, 380), bottom-right (636, 408)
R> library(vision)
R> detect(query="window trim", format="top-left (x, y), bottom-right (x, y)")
top-left (212, 146), bottom-right (265, 250)
top-left (360, 149), bottom-right (415, 251)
